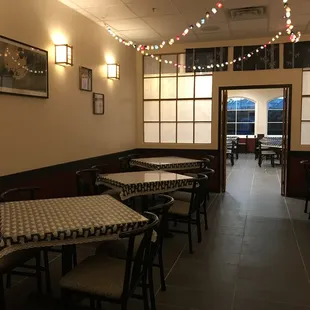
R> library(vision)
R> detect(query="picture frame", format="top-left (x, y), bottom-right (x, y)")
top-left (79, 66), bottom-right (92, 91)
top-left (0, 35), bottom-right (48, 98)
top-left (93, 93), bottom-right (104, 115)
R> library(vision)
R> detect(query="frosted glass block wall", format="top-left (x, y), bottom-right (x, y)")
top-left (143, 53), bottom-right (213, 144)
top-left (301, 71), bottom-right (310, 145)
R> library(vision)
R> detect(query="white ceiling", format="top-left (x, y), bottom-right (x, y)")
top-left (59, 0), bottom-right (310, 44)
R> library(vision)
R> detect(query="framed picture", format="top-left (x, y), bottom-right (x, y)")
top-left (79, 66), bottom-right (92, 91)
top-left (93, 93), bottom-right (104, 115)
top-left (0, 35), bottom-right (48, 98)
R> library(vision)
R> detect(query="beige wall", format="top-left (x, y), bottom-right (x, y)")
top-left (0, 0), bottom-right (137, 176)
top-left (137, 39), bottom-right (306, 151)
top-left (227, 88), bottom-right (283, 136)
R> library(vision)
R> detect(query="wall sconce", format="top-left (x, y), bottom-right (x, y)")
top-left (55, 44), bottom-right (73, 66)
top-left (107, 63), bottom-right (120, 79)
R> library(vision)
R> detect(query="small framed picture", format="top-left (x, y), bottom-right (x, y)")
top-left (93, 93), bottom-right (104, 115)
top-left (79, 66), bottom-right (92, 91)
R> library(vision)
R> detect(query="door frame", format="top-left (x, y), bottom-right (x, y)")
top-left (218, 84), bottom-right (293, 195)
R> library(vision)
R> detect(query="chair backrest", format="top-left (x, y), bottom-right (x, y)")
top-left (187, 174), bottom-right (208, 214)
top-left (119, 156), bottom-right (131, 172)
top-left (128, 154), bottom-right (140, 160)
top-left (91, 164), bottom-right (107, 174)
top-left (0, 187), bottom-right (40, 202)
top-left (120, 212), bottom-right (159, 298)
top-left (147, 195), bottom-right (174, 246)
top-left (76, 168), bottom-right (99, 196)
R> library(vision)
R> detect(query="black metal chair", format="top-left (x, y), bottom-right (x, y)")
top-left (60, 212), bottom-right (159, 310)
top-left (76, 168), bottom-right (99, 196)
top-left (258, 142), bottom-right (276, 168)
top-left (168, 174), bottom-right (208, 254)
top-left (226, 140), bottom-right (235, 166)
top-left (301, 160), bottom-right (310, 219)
top-left (0, 187), bottom-right (51, 310)
top-left (95, 194), bottom-right (174, 293)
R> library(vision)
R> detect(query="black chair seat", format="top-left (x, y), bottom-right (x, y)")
top-left (261, 150), bottom-right (276, 155)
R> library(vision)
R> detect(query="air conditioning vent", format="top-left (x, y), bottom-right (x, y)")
top-left (229, 6), bottom-right (267, 21)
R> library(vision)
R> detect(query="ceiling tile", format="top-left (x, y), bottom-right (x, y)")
top-left (118, 28), bottom-right (162, 40)
top-left (106, 18), bottom-right (150, 31)
top-left (125, 0), bottom-right (179, 18)
top-left (70, 0), bottom-right (122, 9)
top-left (229, 19), bottom-right (268, 32)
top-left (86, 3), bottom-right (137, 20)
top-left (223, 0), bottom-right (270, 9)
top-left (142, 15), bottom-right (188, 37)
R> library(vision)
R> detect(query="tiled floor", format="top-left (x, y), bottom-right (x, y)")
top-left (5, 154), bottom-right (310, 310)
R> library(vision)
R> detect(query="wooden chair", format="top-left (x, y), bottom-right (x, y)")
top-left (301, 160), bottom-right (310, 219)
top-left (168, 174), bottom-right (208, 254)
top-left (95, 194), bottom-right (174, 292)
top-left (0, 187), bottom-right (51, 309)
top-left (60, 212), bottom-right (159, 310)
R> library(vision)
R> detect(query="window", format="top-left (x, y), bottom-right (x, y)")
top-left (143, 54), bottom-right (213, 144)
top-left (267, 97), bottom-right (283, 136)
top-left (227, 98), bottom-right (255, 135)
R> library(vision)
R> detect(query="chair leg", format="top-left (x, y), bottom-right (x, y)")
top-left (230, 154), bottom-right (234, 166)
top-left (35, 252), bottom-right (42, 294)
top-left (0, 274), bottom-right (5, 310)
top-left (203, 201), bottom-right (208, 231)
top-left (304, 196), bottom-right (309, 213)
top-left (43, 249), bottom-right (51, 293)
top-left (258, 154), bottom-right (262, 167)
top-left (148, 266), bottom-right (156, 310)
top-left (6, 274), bottom-right (11, 289)
top-left (142, 272), bottom-right (149, 310)
top-left (196, 211), bottom-right (202, 244)
top-left (72, 245), bottom-right (77, 267)
top-left (188, 220), bottom-right (193, 254)
top-left (158, 245), bottom-right (166, 291)
top-left (271, 156), bottom-right (275, 168)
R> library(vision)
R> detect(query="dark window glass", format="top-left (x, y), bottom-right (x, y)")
top-left (268, 110), bottom-right (283, 122)
top-left (186, 47), bottom-right (228, 73)
top-left (234, 44), bottom-right (279, 71)
top-left (227, 123), bottom-right (235, 135)
top-left (227, 111), bottom-right (236, 122)
top-left (284, 41), bottom-right (310, 69)
top-left (237, 123), bottom-right (254, 135)
top-left (237, 111), bottom-right (255, 122)
top-left (268, 123), bottom-right (282, 135)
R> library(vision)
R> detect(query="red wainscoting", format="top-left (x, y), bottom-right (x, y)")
top-left (238, 137), bottom-right (256, 153)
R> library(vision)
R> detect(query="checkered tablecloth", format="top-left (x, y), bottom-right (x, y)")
top-left (0, 195), bottom-right (147, 258)
top-left (97, 171), bottom-right (194, 200)
top-left (130, 157), bottom-right (204, 171)
top-left (260, 137), bottom-right (282, 149)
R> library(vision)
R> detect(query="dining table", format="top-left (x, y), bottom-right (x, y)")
top-left (129, 156), bottom-right (205, 171)
top-left (0, 195), bottom-right (147, 274)
top-left (97, 170), bottom-right (195, 201)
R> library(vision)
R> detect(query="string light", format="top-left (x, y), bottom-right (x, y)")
top-left (283, 0), bottom-right (301, 42)
top-left (105, 0), bottom-right (225, 51)
top-left (105, 0), bottom-right (299, 70)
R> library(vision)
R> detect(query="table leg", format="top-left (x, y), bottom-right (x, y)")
top-left (61, 245), bottom-right (75, 276)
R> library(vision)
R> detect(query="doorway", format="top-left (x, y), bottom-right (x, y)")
top-left (218, 85), bottom-right (292, 196)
